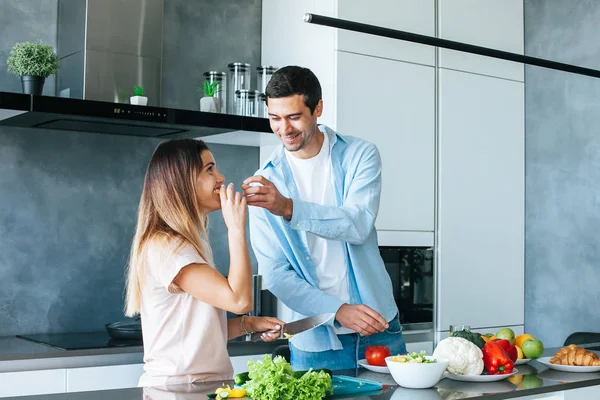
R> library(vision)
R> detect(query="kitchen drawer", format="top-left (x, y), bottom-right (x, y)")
top-left (66, 363), bottom-right (143, 392)
top-left (0, 369), bottom-right (66, 398)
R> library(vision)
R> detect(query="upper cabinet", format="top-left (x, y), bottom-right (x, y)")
top-left (336, 52), bottom-right (435, 232)
top-left (261, 0), bottom-right (436, 128)
top-left (336, 0), bottom-right (435, 66)
top-left (261, 0), bottom-right (337, 128)
top-left (262, 0), bottom-right (436, 238)
top-left (438, 0), bottom-right (524, 81)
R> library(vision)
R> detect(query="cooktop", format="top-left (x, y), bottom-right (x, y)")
top-left (17, 331), bottom-right (142, 350)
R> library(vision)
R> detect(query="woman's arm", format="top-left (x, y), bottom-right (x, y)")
top-left (174, 184), bottom-right (253, 314)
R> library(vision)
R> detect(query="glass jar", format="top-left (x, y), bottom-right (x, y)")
top-left (235, 89), bottom-right (259, 116)
top-left (257, 93), bottom-right (267, 118)
top-left (202, 71), bottom-right (226, 114)
top-left (227, 62), bottom-right (251, 114)
top-left (257, 65), bottom-right (277, 94)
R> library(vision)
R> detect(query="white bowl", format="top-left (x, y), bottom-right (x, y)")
top-left (385, 355), bottom-right (449, 389)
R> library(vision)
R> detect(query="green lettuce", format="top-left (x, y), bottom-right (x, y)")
top-left (242, 355), bottom-right (332, 400)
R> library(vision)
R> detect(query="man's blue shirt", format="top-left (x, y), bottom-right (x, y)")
top-left (248, 125), bottom-right (398, 351)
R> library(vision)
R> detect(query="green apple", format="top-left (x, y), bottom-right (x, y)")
top-left (522, 374), bottom-right (543, 389)
top-left (496, 328), bottom-right (516, 345)
top-left (522, 338), bottom-right (544, 359)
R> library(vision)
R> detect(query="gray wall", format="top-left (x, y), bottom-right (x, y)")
top-left (525, 0), bottom-right (600, 347)
top-left (0, 0), bottom-right (58, 96)
top-left (161, 0), bottom-right (262, 110)
top-left (0, 126), bottom-right (259, 335)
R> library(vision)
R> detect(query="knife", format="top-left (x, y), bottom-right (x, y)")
top-left (251, 312), bottom-right (335, 342)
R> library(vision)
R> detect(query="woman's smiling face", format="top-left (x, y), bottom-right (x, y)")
top-left (196, 150), bottom-right (225, 213)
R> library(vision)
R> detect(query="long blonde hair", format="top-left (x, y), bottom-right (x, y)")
top-left (125, 139), bottom-right (214, 317)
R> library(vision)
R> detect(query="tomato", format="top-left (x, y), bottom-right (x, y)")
top-left (365, 345), bottom-right (391, 366)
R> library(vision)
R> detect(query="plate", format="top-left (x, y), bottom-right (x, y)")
top-left (443, 368), bottom-right (518, 382)
top-left (515, 358), bottom-right (531, 365)
top-left (537, 356), bottom-right (600, 372)
top-left (436, 378), bottom-right (516, 394)
top-left (358, 359), bottom-right (389, 374)
top-left (538, 368), bottom-right (600, 383)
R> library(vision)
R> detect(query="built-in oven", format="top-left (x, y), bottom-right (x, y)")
top-left (379, 246), bottom-right (434, 326)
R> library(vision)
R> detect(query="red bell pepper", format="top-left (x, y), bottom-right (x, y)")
top-left (483, 341), bottom-right (514, 374)
top-left (493, 339), bottom-right (518, 363)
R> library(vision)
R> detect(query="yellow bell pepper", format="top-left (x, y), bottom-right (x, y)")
top-left (214, 386), bottom-right (247, 398)
top-left (482, 334), bottom-right (497, 343)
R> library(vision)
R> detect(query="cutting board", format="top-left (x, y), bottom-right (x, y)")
top-left (330, 375), bottom-right (383, 396)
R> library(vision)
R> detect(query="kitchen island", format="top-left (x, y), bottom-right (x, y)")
top-left (4, 346), bottom-right (600, 399)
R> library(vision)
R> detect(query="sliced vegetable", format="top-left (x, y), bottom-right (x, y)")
top-left (390, 350), bottom-right (437, 364)
top-left (214, 383), bottom-right (246, 398)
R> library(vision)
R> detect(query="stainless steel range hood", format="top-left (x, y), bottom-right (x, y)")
top-left (0, 91), bottom-right (277, 146)
top-left (57, 0), bottom-right (163, 105)
top-left (0, 0), bottom-right (277, 146)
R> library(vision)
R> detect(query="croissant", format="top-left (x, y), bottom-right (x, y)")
top-left (550, 345), bottom-right (600, 366)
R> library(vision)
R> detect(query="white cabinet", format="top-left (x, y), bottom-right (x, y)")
top-left (438, 0), bottom-right (524, 81)
top-left (65, 363), bottom-right (144, 393)
top-left (337, 0), bottom-right (435, 66)
top-left (263, 0), bottom-right (525, 329)
top-left (262, 0), bottom-right (436, 236)
top-left (0, 369), bottom-right (66, 398)
top-left (436, 69), bottom-right (524, 331)
top-left (336, 52), bottom-right (435, 232)
top-left (261, 0), bottom-right (337, 128)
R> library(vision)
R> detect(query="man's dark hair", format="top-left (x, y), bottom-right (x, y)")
top-left (265, 66), bottom-right (322, 114)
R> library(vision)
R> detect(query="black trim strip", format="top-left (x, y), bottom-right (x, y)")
top-left (304, 13), bottom-right (600, 79)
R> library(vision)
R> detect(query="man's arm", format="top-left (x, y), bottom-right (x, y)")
top-left (248, 205), bottom-right (345, 317)
top-left (244, 144), bottom-right (382, 245)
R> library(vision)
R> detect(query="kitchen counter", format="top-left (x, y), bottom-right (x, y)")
top-left (0, 322), bottom-right (431, 373)
top-left (0, 335), bottom-right (287, 373)
top-left (4, 345), bottom-right (600, 399)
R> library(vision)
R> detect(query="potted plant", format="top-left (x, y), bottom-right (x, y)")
top-left (7, 40), bottom-right (60, 95)
top-left (198, 80), bottom-right (221, 113)
top-left (130, 85), bottom-right (148, 106)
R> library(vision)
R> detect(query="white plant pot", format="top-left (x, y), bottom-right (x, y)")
top-left (130, 96), bottom-right (148, 106)
top-left (200, 97), bottom-right (221, 113)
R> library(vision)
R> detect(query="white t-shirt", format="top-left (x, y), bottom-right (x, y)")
top-left (285, 131), bottom-right (353, 334)
top-left (137, 238), bottom-right (233, 387)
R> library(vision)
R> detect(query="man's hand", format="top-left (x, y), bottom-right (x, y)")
top-left (335, 304), bottom-right (389, 336)
top-left (242, 176), bottom-right (293, 219)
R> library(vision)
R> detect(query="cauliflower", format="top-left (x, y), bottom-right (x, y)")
top-left (433, 337), bottom-right (484, 375)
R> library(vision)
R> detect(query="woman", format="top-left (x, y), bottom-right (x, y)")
top-left (125, 139), bottom-right (283, 387)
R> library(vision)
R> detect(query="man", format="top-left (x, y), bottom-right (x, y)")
top-left (242, 66), bottom-right (406, 370)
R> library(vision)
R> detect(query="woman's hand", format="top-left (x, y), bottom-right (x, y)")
top-left (220, 183), bottom-right (247, 233)
top-left (247, 316), bottom-right (286, 342)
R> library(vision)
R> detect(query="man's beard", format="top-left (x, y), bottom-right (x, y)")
top-left (285, 128), bottom-right (315, 152)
